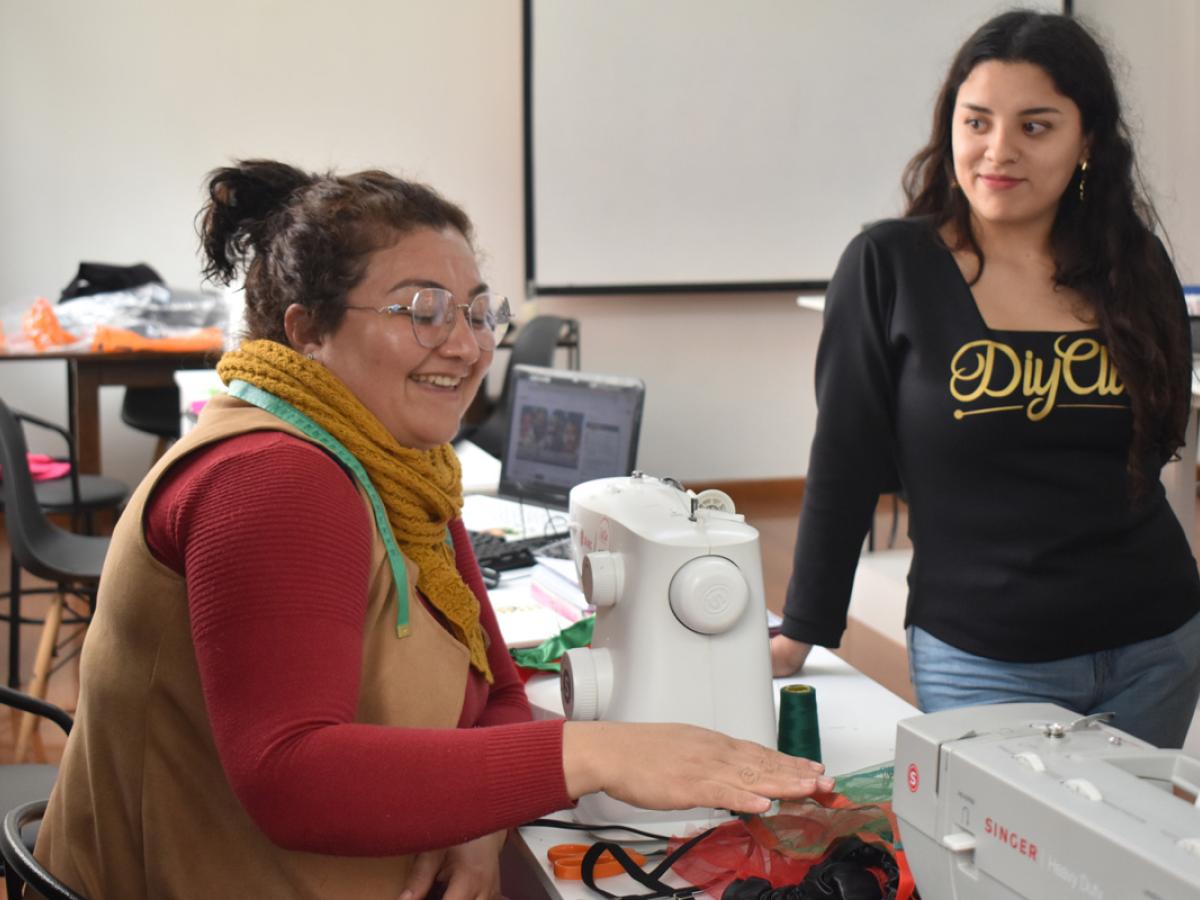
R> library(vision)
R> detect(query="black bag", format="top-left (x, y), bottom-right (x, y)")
top-left (59, 262), bottom-right (164, 301)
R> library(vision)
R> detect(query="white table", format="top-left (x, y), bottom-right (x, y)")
top-left (507, 647), bottom-right (918, 900)
top-left (173, 368), bottom-right (224, 436)
top-left (456, 438), bottom-right (503, 496)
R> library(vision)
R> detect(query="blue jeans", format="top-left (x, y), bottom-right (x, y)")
top-left (907, 612), bottom-right (1200, 748)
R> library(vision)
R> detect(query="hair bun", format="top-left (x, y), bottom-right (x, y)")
top-left (200, 159), bottom-right (314, 285)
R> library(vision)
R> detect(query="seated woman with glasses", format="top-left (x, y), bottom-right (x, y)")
top-left (34, 159), bottom-right (830, 899)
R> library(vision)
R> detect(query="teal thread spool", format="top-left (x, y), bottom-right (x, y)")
top-left (777, 684), bottom-right (822, 763)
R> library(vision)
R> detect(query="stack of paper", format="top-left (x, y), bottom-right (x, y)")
top-left (529, 557), bottom-right (590, 623)
top-left (488, 571), bottom-right (576, 649)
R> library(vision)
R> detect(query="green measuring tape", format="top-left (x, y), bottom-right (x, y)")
top-left (226, 380), bottom-right (413, 638)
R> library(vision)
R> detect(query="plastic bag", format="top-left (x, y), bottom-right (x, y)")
top-left (55, 283), bottom-right (227, 341)
top-left (20, 298), bottom-right (81, 351)
top-left (664, 765), bottom-right (915, 899)
top-left (6, 286), bottom-right (228, 354)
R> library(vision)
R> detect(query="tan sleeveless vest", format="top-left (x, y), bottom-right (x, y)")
top-left (35, 394), bottom-right (470, 899)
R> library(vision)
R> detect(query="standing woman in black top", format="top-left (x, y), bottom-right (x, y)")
top-left (771, 10), bottom-right (1200, 747)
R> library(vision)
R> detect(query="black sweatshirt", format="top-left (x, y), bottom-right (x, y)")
top-left (782, 217), bottom-right (1200, 661)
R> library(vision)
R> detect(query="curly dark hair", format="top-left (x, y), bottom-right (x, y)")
top-left (198, 159), bottom-right (474, 344)
top-left (902, 10), bottom-right (1190, 499)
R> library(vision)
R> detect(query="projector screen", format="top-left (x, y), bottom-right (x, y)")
top-left (526, 0), bottom-right (1062, 293)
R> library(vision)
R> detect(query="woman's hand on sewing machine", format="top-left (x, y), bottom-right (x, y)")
top-left (562, 721), bottom-right (833, 814)
top-left (770, 635), bottom-right (812, 678)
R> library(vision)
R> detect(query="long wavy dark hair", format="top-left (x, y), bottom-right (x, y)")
top-left (198, 159), bottom-right (473, 345)
top-left (903, 10), bottom-right (1189, 499)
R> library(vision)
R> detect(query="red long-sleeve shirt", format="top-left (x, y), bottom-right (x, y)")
top-left (144, 429), bottom-right (570, 855)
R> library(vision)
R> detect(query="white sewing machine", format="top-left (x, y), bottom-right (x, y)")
top-left (893, 703), bottom-right (1200, 899)
top-left (559, 473), bottom-right (777, 828)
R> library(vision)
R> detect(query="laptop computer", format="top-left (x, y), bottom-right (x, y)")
top-left (461, 364), bottom-right (645, 541)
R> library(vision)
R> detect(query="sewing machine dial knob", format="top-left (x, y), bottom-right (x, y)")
top-left (581, 552), bottom-right (623, 608)
top-left (668, 556), bottom-right (749, 634)
top-left (560, 647), bottom-right (612, 721)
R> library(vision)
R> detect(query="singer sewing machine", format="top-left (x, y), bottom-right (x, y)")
top-left (559, 473), bottom-right (777, 828)
top-left (893, 703), bottom-right (1200, 899)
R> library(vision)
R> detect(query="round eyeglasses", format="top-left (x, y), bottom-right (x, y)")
top-left (345, 288), bottom-right (512, 351)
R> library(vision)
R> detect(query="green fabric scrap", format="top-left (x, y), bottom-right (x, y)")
top-left (509, 616), bottom-right (595, 671)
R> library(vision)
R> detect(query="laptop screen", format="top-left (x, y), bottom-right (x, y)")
top-left (498, 365), bottom-right (645, 509)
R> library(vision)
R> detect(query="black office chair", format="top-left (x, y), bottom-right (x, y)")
top-left (463, 315), bottom-right (581, 458)
top-left (0, 685), bottom-right (72, 878)
top-left (2, 801), bottom-right (86, 900)
top-left (0, 400), bottom-right (111, 761)
top-left (0, 408), bottom-right (126, 690)
top-left (119, 385), bottom-right (182, 462)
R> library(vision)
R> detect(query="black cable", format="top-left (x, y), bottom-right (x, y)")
top-left (521, 817), bottom-right (676, 842)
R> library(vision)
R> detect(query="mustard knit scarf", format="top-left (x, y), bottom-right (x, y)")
top-left (217, 339), bottom-right (492, 683)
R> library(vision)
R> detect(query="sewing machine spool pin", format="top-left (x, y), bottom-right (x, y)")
top-left (1045, 711), bottom-right (1115, 739)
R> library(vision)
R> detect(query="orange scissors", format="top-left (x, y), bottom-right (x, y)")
top-left (547, 842), bottom-right (647, 880)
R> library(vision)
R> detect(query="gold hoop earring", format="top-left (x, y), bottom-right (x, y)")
top-left (1078, 160), bottom-right (1089, 203)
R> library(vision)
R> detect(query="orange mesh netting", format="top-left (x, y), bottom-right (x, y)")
top-left (665, 766), bottom-right (915, 899)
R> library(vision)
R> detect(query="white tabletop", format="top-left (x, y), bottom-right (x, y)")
top-left (456, 438), bottom-right (503, 495)
top-left (512, 647), bottom-right (918, 900)
top-left (173, 368), bottom-right (224, 436)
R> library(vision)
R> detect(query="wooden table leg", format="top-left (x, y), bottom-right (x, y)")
top-left (71, 360), bottom-right (103, 475)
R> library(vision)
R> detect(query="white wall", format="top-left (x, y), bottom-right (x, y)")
top-left (1076, 0), bottom-right (1200, 284)
top-left (528, 293), bottom-right (821, 482)
top-left (0, 0), bottom-right (819, 486)
top-left (0, 1), bottom-right (1194, 488)
top-left (0, 0), bottom-right (528, 487)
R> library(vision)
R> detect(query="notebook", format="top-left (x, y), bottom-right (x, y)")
top-left (462, 364), bottom-right (645, 540)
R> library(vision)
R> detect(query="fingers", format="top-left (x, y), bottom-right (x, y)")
top-left (721, 774), bottom-right (836, 811)
top-left (398, 848), bottom-right (445, 900)
top-left (741, 740), bottom-right (828, 782)
top-left (434, 833), bottom-right (505, 900)
top-left (436, 864), bottom-right (501, 900)
top-left (566, 721), bottom-right (837, 815)
top-left (439, 873), bottom-right (490, 900)
top-left (669, 729), bottom-right (836, 807)
top-left (649, 769), bottom-right (832, 816)
top-left (712, 742), bottom-right (834, 811)
top-left (729, 739), bottom-right (835, 796)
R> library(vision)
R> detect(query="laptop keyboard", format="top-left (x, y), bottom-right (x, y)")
top-left (470, 531), bottom-right (568, 571)
top-left (461, 494), bottom-right (570, 541)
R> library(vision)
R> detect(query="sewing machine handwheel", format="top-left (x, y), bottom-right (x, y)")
top-left (668, 556), bottom-right (749, 634)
